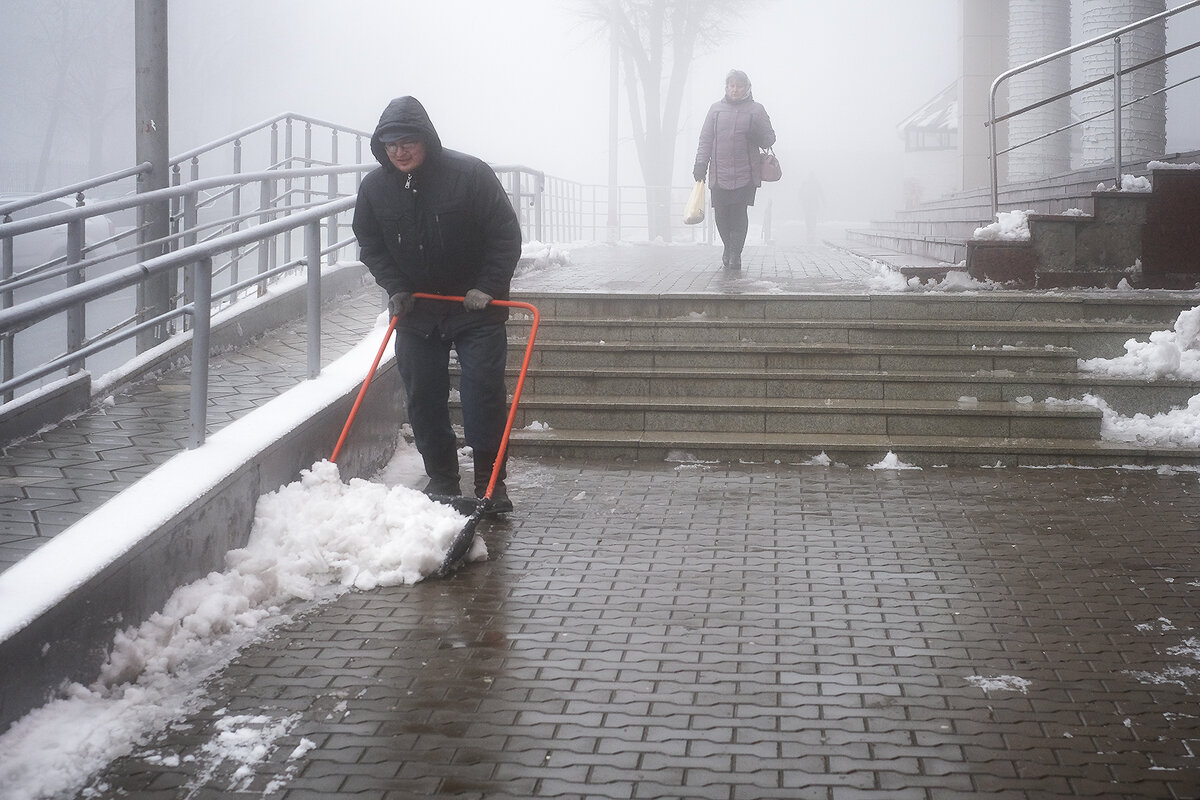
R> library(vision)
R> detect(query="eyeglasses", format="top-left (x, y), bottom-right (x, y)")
top-left (384, 138), bottom-right (420, 153)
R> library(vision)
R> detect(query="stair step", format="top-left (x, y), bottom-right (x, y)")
top-left (486, 366), bottom-right (1199, 415)
top-left (505, 428), bottom-right (1200, 468)
top-left (508, 317), bottom-right (1161, 358)
top-left (480, 290), bottom-right (1200, 464)
top-left (458, 396), bottom-right (1101, 440)
top-left (513, 340), bottom-right (1079, 372)
top-left (513, 290), bottom-right (1194, 326)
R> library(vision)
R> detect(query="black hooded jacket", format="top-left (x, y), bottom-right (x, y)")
top-left (352, 96), bottom-right (522, 335)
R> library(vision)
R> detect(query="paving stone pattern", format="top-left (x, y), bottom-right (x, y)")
top-left (0, 287), bottom-right (383, 571)
top-left (7, 243), bottom-right (1200, 797)
top-left (81, 460), bottom-right (1200, 799)
top-left (511, 241), bottom-right (883, 295)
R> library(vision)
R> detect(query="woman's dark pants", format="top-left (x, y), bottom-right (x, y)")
top-left (714, 203), bottom-right (750, 265)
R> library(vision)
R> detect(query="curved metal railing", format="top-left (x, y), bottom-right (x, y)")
top-left (988, 0), bottom-right (1200, 217)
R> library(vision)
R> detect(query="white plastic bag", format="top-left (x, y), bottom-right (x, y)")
top-left (683, 180), bottom-right (706, 225)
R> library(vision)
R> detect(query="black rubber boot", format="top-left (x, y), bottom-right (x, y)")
top-left (473, 451), bottom-right (513, 514)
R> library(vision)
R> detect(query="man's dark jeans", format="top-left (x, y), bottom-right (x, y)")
top-left (394, 318), bottom-right (509, 481)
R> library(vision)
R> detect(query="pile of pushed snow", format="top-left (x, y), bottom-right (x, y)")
top-left (1098, 174), bottom-right (1152, 192)
top-left (972, 209), bottom-right (1035, 241)
top-left (1072, 307), bottom-right (1200, 447)
top-left (1084, 393), bottom-right (1200, 449)
top-left (0, 458), bottom-right (477, 800)
top-left (1079, 306), bottom-right (1200, 380)
top-left (100, 459), bottom-right (476, 687)
top-left (517, 240), bottom-right (571, 276)
top-left (867, 451), bottom-right (921, 470)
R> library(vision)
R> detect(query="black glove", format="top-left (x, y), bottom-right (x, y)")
top-left (464, 289), bottom-right (493, 311)
top-left (388, 291), bottom-right (414, 320)
top-left (693, 164), bottom-right (706, 183)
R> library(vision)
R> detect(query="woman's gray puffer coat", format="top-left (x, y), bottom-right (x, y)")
top-left (694, 94), bottom-right (776, 190)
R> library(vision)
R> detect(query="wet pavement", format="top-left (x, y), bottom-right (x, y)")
top-left (83, 457), bottom-right (1200, 799)
top-left (7, 241), bottom-right (1200, 798)
top-left (511, 240), bottom-right (889, 295)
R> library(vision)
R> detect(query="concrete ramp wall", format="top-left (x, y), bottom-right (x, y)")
top-left (0, 335), bottom-right (405, 734)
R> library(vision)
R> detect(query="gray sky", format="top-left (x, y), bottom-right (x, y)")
top-left (165, 0), bottom-right (961, 185)
top-left (165, 0), bottom-right (961, 221)
top-left (4, 1), bottom-right (1196, 223)
top-left (1, 0), bottom-right (959, 217)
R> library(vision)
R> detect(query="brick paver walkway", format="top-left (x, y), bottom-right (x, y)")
top-left (512, 241), bottom-right (885, 295)
top-left (81, 459), bottom-right (1200, 798)
top-left (0, 287), bottom-right (382, 571)
top-left (7, 242), bottom-right (1200, 798)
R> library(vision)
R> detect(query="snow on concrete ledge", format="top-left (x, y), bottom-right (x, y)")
top-left (0, 319), bottom-right (403, 731)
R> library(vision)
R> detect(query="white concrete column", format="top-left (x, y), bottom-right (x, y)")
top-left (1006, 0), bottom-right (1072, 182)
top-left (1078, 0), bottom-right (1167, 167)
top-left (958, 0), bottom-right (1010, 191)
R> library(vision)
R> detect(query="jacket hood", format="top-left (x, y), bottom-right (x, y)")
top-left (370, 96), bottom-right (444, 169)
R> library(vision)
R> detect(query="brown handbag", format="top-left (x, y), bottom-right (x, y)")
top-left (759, 148), bottom-right (782, 182)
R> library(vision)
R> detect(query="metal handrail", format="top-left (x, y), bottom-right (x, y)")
top-left (0, 165), bottom-right (371, 239)
top-left (169, 112), bottom-right (370, 167)
top-left (0, 162), bottom-right (153, 218)
top-left (987, 0), bottom-right (1200, 217)
top-left (0, 194), bottom-right (357, 448)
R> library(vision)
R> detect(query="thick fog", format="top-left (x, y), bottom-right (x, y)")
top-left (2, 0), bottom-right (1197, 229)
top-left (0, 0), bottom-right (958, 222)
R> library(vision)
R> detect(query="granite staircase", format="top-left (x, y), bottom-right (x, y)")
top-left (454, 292), bottom-right (1200, 467)
top-left (845, 152), bottom-right (1200, 288)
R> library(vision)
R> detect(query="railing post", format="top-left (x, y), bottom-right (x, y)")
top-left (170, 163), bottom-right (182, 252)
top-left (1, 231), bottom-right (13, 401)
top-left (327, 130), bottom-right (338, 264)
top-left (188, 256), bottom-right (212, 449)
top-left (534, 173), bottom-right (544, 243)
top-left (65, 217), bottom-right (85, 374)
top-left (303, 122), bottom-right (313, 207)
top-left (305, 220), bottom-right (321, 379)
top-left (258, 178), bottom-right (272, 297)
top-left (231, 138), bottom-right (242, 285)
top-left (988, 79), bottom-right (1000, 220)
top-left (181, 190), bottom-right (199, 330)
top-left (1113, 35), bottom-right (1124, 188)
top-left (284, 119), bottom-right (294, 266)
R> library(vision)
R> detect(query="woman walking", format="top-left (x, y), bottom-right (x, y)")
top-left (693, 69), bottom-right (776, 269)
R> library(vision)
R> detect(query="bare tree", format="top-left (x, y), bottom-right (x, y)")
top-left (2, 0), bottom-right (135, 191)
top-left (580, 0), bottom-right (756, 241)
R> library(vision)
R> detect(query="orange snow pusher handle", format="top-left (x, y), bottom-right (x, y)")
top-left (329, 293), bottom-right (540, 575)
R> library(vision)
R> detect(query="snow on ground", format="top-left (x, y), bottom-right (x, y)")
top-left (0, 444), bottom-right (482, 800)
top-left (1075, 306), bottom-right (1200, 447)
top-left (1080, 306), bottom-right (1200, 381)
top-left (973, 209), bottom-right (1036, 241)
top-left (966, 675), bottom-right (1032, 694)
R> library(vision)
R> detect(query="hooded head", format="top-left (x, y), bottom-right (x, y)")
top-left (370, 96), bottom-right (444, 170)
top-left (724, 69), bottom-right (752, 103)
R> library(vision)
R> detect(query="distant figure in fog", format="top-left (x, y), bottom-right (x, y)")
top-left (693, 69), bottom-right (776, 270)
